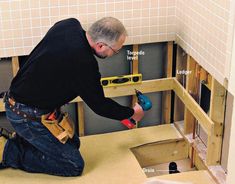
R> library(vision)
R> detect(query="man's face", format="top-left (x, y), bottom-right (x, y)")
top-left (93, 34), bottom-right (126, 59)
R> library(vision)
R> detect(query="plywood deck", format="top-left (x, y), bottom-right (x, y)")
top-left (0, 124), bottom-right (215, 184)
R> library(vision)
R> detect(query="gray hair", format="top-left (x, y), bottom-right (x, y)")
top-left (87, 17), bottom-right (127, 46)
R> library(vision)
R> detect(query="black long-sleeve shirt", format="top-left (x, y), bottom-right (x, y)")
top-left (10, 18), bottom-right (134, 120)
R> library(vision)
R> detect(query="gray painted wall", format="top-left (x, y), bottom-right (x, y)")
top-left (83, 43), bottom-right (167, 135)
top-left (0, 42), bottom-right (167, 136)
top-left (0, 58), bottom-right (12, 91)
top-left (0, 58), bottom-right (14, 131)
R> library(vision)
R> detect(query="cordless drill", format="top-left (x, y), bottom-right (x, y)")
top-left (121, 89), bottom-right (152, 129)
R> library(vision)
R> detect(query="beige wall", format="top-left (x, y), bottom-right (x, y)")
top-left (0, 0), bottom-right (176, 57)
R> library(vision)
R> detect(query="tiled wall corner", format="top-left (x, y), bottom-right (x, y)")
top-left (175, 0), bottom-right (234, 85)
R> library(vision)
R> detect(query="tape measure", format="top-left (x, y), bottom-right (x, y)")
top-left (100, 74), bottom-right (142, 87)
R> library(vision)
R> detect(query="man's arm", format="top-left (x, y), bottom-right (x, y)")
top-left (76, 70), bottom-right (134, 120)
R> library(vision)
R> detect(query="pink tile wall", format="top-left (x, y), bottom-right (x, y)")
top-left (175, 0), bottom-right (234, 85)
top-left (0, 0), bottom-right (176, 57)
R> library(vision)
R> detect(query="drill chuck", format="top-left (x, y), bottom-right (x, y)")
top-left (121, 89), bottom-right (152, 129)
top-left (135, 89), bottom-right (152, 111)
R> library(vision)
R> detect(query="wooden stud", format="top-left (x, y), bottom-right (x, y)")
top-left (194, 149), bottom-right (207, 170)
top-left (132, 45), bottom-right (139, 127)
top-left (12, 56), bottom-right (20, 77)
top-left (166, 42), bottom-right (173, 78)
top-left (207, 74), bottom-right (212, 90)
top-left (183, 56), bottom-right (198, 168)
top-left (200, 68), bottom-right (207, 83)
top-left (184, 56), bottom-right (198, 134)
top-left (200, 67), bottom-right (212, 90)
top-left (132, 45), bottom-right (139, 74)
top-left (162, 90), bottom-right (172, 124)
top-left (77, 102), bottom-right (85, 137)
top-left (162, 41), bottom-right (173, 124)
top-left (206, 78), bottom-right (226, 165)
top-left (173, 78), bottom-right (214, 136)
top-left (173, 45), bottom-right (187, 122)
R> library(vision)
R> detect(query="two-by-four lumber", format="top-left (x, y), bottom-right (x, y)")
top-left (174, 45), bottom-right (187, 122)
top-left (206, 78), bottom-right (226, 165)
top-left (184, 56), bottom-right (201, 168)
top-left (12, 56), bottom-right (20, 77)
top-left (77, 102), bottom-right (85, 136)
top-left (184, 56), bottom-right (198, 134)
top-left (0, 78), bottom-right (174, 112)
top-left (173, 78), bottom-right (214, 136)
top-left (162, 41), bottom-right (173, 124)
top-left (132, 44), bottom-right (139, 127)
top-left (71, 78), bottom-right (175, 103)
top-left (199, 68), bottom-right (212, 90)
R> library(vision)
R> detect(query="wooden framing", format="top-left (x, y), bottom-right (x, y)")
top-left (77, 102), bottom-right (85, 136)
top-left (184, 56), bottom-right (198, 167)
top-left (0, 78), bottom-right (173, 112)
top-left (0, 76), bottom-right (216, 138)
top-left (0, 76), bottom-right (217, 138)
top-left (173, 45), bottom-right (186, 122)
top-left (132, 44), bottom-right (139, 127)
top-left (173, 79), bottom-right (214, 136)
top-left (184, 56), bottom-right (198, 134)
top-left (172, 47), bottom-right (227, 184)
top-left (162, 41), bottom-right (173, 124)
top-left (0, 44), bottom-right (227, 184)
top-left (132, 44), bottom-right (139, 75)
top-left (71, 78), bottom-right (174, 103)
top-left (206, 78), bottom-right (226, 165)
top-left (12, 56), bottom-right (20, 77)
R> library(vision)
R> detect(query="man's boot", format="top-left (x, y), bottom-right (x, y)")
top-left (0, 128), bottom-right (16, 169)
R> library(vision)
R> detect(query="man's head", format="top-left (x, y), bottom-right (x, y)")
top-left (86, 17), bottom-right (127, 59)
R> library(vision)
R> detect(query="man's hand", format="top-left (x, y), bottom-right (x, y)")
top-left (131, 103), bottom-right (144, 121)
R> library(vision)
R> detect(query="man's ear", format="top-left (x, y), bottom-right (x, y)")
top-left (96, 42), bottom-right (105, 51)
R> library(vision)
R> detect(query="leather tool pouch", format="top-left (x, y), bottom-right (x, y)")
top-left (41, 112), bottom-right (75, 144)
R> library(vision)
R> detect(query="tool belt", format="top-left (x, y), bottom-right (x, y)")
top-left (2, 91), bottom-right (74, 144)
top-left (41, 112), bottom-right (74, 144)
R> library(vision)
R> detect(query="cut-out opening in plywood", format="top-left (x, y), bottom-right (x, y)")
top-left (143, 158), bottom-right (197, 178)
top-left (130, 138), bottom-right (196, 177)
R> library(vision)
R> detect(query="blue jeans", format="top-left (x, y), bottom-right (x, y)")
top-left (2, 99), bottom-right (84, 176)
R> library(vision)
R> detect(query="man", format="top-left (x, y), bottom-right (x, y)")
top-left (0, 17), bottom-right (144, 176)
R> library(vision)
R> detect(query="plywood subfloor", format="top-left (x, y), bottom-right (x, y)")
top-left (0, 124), bottom-right (215, 184)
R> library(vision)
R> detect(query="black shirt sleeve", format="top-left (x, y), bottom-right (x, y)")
top-left (72, 55), bottom-right (134, 121)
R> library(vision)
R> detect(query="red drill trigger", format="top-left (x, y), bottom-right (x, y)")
top-left (121, 119), bottom-right (136, 129)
